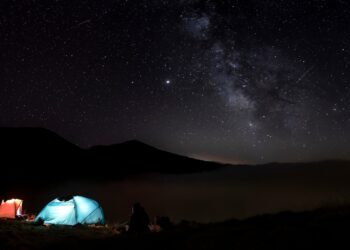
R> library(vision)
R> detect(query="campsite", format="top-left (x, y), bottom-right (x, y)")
top-left (2, 158), bottom-right (350, 249)
top-left (1, 128), bottom-right (350, 249)
top-left (2, 203), bottom-right (350, 249)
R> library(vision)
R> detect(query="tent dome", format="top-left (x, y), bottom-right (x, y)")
top-left (34, 196), bottom-right (105, 225)
top-left (0, 199), bottom-right (23, 219)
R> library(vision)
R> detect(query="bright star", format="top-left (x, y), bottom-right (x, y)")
top-left (165, 80), bottom-right (171, 84)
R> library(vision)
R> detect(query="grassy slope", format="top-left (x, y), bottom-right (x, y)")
top-left (2, 205), bottom-right (350, 250)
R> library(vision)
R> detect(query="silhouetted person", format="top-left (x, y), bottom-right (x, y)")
top-left (128, 202), bottom-right (150, 234)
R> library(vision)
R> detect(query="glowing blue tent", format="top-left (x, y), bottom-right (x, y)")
top-left (34, 196), bottom-right (105, 225)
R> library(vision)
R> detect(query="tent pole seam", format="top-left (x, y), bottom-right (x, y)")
top-left (81, 205), bottom-right (101, 224)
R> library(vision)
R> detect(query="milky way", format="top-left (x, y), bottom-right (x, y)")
top-left (0, 0), bottom-right (349, 163)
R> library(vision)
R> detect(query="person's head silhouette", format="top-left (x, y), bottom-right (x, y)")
top-left (132, 202), bottom-right (143, 213)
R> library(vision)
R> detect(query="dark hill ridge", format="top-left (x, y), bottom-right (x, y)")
top-left (0, 127), bottom-right (222, 189)
top-left (87, 140), bottom-right (221, 174)
top-left (1, 127), bottom-right (350, 193)
top-left (0, 127), bottom-right (79, 153)
top-left (0, 127), bottom-right (82, 187)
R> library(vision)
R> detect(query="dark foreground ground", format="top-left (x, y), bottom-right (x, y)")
top-left (1, 205), bottom-right (350, 250)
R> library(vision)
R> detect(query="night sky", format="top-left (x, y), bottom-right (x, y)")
top-left (1, 0), bottom-right (349, 164)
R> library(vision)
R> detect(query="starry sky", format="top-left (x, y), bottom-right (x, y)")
top-left (1, 0), bottom-right (349, 164)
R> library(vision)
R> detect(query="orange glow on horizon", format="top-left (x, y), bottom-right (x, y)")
top-left (189, 154), bottom-right (248, 165)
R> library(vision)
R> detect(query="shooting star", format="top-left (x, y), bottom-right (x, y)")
top-left (69, 19), bottom-right (91, 30)
top-left (295, 65), bottom-right (315, 85)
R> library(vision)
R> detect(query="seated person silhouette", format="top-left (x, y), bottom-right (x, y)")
top-left (128, 202), bottom-right (150, 234)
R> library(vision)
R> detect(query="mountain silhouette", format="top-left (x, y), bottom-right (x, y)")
top-left (87, 139), bottom-right (222, 175)
top-left (2, 127), bottom-right (350, 198)
top-left (0, 127), bottom-right (221, 190)
top-left (0, 127), bottom-right (80, 155)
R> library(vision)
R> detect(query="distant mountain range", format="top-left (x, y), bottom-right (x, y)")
top-left (0, 127), bottom-right (222, 187)
top-left (1, 127), bottom-right (350, 196)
